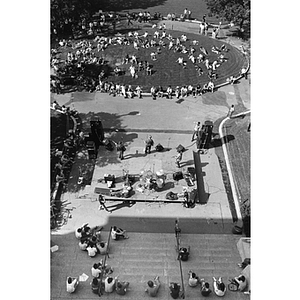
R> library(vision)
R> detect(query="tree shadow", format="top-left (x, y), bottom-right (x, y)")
top-left (63, 110), bottom-right (139, 192)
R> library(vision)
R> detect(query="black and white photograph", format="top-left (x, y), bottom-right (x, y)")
top-left (49, 0), bottom-right (251, 299)
top-left (4, 1), bottom-right (299, 300)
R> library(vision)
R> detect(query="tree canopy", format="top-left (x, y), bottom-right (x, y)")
top-left (205, 0), bottom-right (250, 29)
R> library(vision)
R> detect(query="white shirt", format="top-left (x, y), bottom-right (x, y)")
top-left (96, 242), bottom-right (107, 254)
top-left (66, 279), bottom-right (77, 293)
top-left (79, 241), bottom-right (87, 250)
top-left (111, 230), bottom-right (117, 240)
top-left (105, 277), bottom-right (116, 293)
top-left (188, 277), bottom-right (198, 287)
top-left (91, 267), bottom-right (102, 277)
top-left (75, 229), bottom-right (82, 239)
top-left (87, 246), bottom-right (97, 257)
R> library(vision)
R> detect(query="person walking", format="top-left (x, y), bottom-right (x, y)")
top-left (227, 105), bottom-right (235, 118)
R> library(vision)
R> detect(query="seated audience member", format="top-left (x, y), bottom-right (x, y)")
top-left (188, 270), bottom-right (199, 287)
top-left (91, 263), bottom-right (102, 278)
top-left (207, 81), bottom-right (215, 92)
top-left (115, 279), bottom-right (130, 295)
top-left (91, 277), bottom-right (101, 294)
top-left (166, 86), bottom-right (173, 99)
top-left (169, 282), bottom-right (181, 299)
top-left (111, 226), bottom-right (129, 240)
top-left (238, 258), bottom-right (250, 269)
top-left (104, 276), bottom-right (117, 293)
top-left (178, 246), bottom-right (190, 261)
top-left (96, 241), bottom-right (108, 255)
top-left (157, 86), bottom-right (164, 97)
top-left (66, 276), bottom-right (79, 293)
top-left (78, 238), bottom-right (88, 251)
top-left (200, 279), bottom-right (212, 297)
top-left (150, 86), bottom-right (157, 99)
top-left (213, 277), bottom-right (226, 296)
top-left (98, 259), bottom-right (114, 276)
top-left (75, 223), bottom-right (89, 239)
top-left (88, 235), bottom-right (98, 248)
top-left (232, 275), bottom-right (247, 291)
top-left (175, 86), bottom-right (180, 99)
top-left (145, 276), bottom-right (161, 297)
top-left (87, 244), bottom-right (98, 257)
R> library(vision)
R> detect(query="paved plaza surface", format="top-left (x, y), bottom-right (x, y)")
top-left (50, 14), bottom-right (250, 299)
top-left (51, 76), bottom-right (250, 299)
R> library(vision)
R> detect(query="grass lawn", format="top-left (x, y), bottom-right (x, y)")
top-left (55, 26), bottom-right (246, 92)
top-left (224, 115), bottom-right (251, 202)
top-left (214, 114), bottom-right (251, 219)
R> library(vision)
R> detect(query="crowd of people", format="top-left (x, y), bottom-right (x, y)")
top-left (50, 102), bottom-right (84, 192)
top-left (51, 8), bottom-right (247, 96)
top-left (68, 222), bottom-right (249, 297)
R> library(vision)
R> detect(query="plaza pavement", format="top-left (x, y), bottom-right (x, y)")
top-left (50, 20), bottom-right (250, 299)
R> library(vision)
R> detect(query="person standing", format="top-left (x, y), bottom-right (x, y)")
top-left (117, 141), bottom-right (126, 160)
top-left (175, 151), bottom-right (183, 168)
top-left (145, 135), bottom-right (154, 154)
top-left (191, 121), bottom-right (201, 141)
top-left (199, 22), bottom-right (205, 34)
top-left (227, 104), bottom-right (235, 118)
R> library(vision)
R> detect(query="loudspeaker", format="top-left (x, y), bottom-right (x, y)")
top-left (87, 141), bottom-right (97, 159)
top-left (176, 144), bottom-right (185, 153)
top-left (90, 120), bottom-right (104, 144)
top-left (173, 171), bottom-right (183, 181)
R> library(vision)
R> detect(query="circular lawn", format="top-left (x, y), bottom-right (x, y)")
top-left (55, 27), bottom-right (247, 92)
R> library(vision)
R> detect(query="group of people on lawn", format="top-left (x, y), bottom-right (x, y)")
top-left (51, 11), bottom-right (242, 96)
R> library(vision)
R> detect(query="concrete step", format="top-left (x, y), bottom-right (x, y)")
top-left (51, 232), bottom-right (248, 299)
